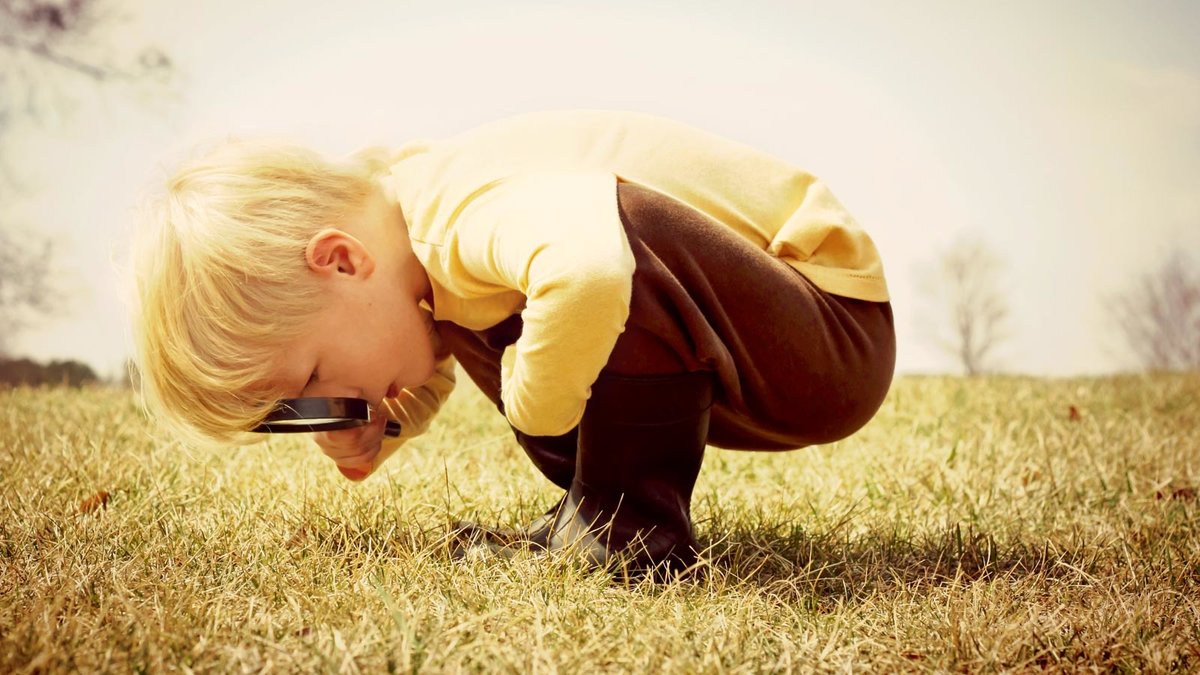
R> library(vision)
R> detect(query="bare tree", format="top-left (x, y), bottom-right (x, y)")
top-left (0, 0), bottom-right (173, 136)
top-left (0, 0), bottom-right (173, 356)
top-left (1108, 251), bottom-right (1200, 372)
top-left (916, 234), bottom-right (1011, 375)
top-left (0, 228), bottom-right (56, 356)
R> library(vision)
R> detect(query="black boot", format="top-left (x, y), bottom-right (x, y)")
top-left (527, 370), bottom-right (714, 577)
top-left (511, 428), bottom-right (576, 491)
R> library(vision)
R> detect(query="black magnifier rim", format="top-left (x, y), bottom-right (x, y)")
top-left (253, 397), bottom-right (402, 436)
top-left (265, 397), bottom-right (369, 424)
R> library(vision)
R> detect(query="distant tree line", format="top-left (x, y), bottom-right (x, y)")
top-left (0, 356), bottom-right (98, 387)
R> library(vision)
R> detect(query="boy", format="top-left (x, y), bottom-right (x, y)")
top-left (130, 109), bottom-right (895, 576)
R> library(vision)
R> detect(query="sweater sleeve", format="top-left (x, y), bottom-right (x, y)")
top-left (452, 170), bottom-right (635, 437)
top-left (370, 352), bottom-right (457, 473)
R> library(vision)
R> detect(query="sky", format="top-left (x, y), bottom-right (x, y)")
top-left (5, 0), bottom-right (1199, 379)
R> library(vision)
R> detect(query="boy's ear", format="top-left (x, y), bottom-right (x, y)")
top-left (305, 229), bottom-right (375, 278)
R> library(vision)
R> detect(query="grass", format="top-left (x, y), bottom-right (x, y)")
top-left (1, 373), bottom-right (1197, 672)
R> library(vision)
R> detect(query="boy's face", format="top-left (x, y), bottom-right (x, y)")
top-left (267, 189), bottom-right (437, 409)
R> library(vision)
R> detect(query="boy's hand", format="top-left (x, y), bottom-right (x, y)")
top-left (313, 405), bottom-right (388, 481)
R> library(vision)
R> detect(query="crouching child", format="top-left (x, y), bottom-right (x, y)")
top-left (129, 110), bottom-right (896, 578)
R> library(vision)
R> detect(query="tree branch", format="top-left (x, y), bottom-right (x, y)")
top-left (0, 33), bottom-right (116, 81)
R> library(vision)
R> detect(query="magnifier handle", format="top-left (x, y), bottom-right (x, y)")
top-left (384, 420), bottom-right (402, 438)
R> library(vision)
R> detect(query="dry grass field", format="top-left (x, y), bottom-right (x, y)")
top-left (1, 373), bottom-right (1197, 673)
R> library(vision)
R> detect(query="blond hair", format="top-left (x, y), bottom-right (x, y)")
top-left (127, 139), bottom-right (394, 448)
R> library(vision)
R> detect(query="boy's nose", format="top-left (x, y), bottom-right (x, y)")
top-left (338, 465), bottom-right (369, 481)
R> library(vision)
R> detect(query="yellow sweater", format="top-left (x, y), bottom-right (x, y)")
top-left (373, 109), bottom-right (888, 466)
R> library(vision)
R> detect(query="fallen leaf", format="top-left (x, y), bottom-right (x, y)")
top-left (79, 491), bottom-right (110, 514)
top-left (1155, 485), bottom-right (1196, 501)
top-left (286, 527), bottom-right (309, 548)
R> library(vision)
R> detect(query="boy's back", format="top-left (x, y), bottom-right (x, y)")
top-left (386, 109), bottom-right (888, 303)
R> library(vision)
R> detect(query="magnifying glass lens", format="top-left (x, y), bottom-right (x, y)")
top-left (266, 417), bottom-right (349, 426)
top-left (252, 397), bottom-right (402, 437)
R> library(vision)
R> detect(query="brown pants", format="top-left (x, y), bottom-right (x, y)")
top-left (437, 182), bottom-right (896, 453)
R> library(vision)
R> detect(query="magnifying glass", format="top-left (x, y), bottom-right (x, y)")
top-left (252, 397), bottom-right (402, 437)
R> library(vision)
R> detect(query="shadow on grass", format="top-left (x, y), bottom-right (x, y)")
top-left (272, 496), bottom-right (1127, 602)
top-left (690, 510), bottom-right (1110, 604)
